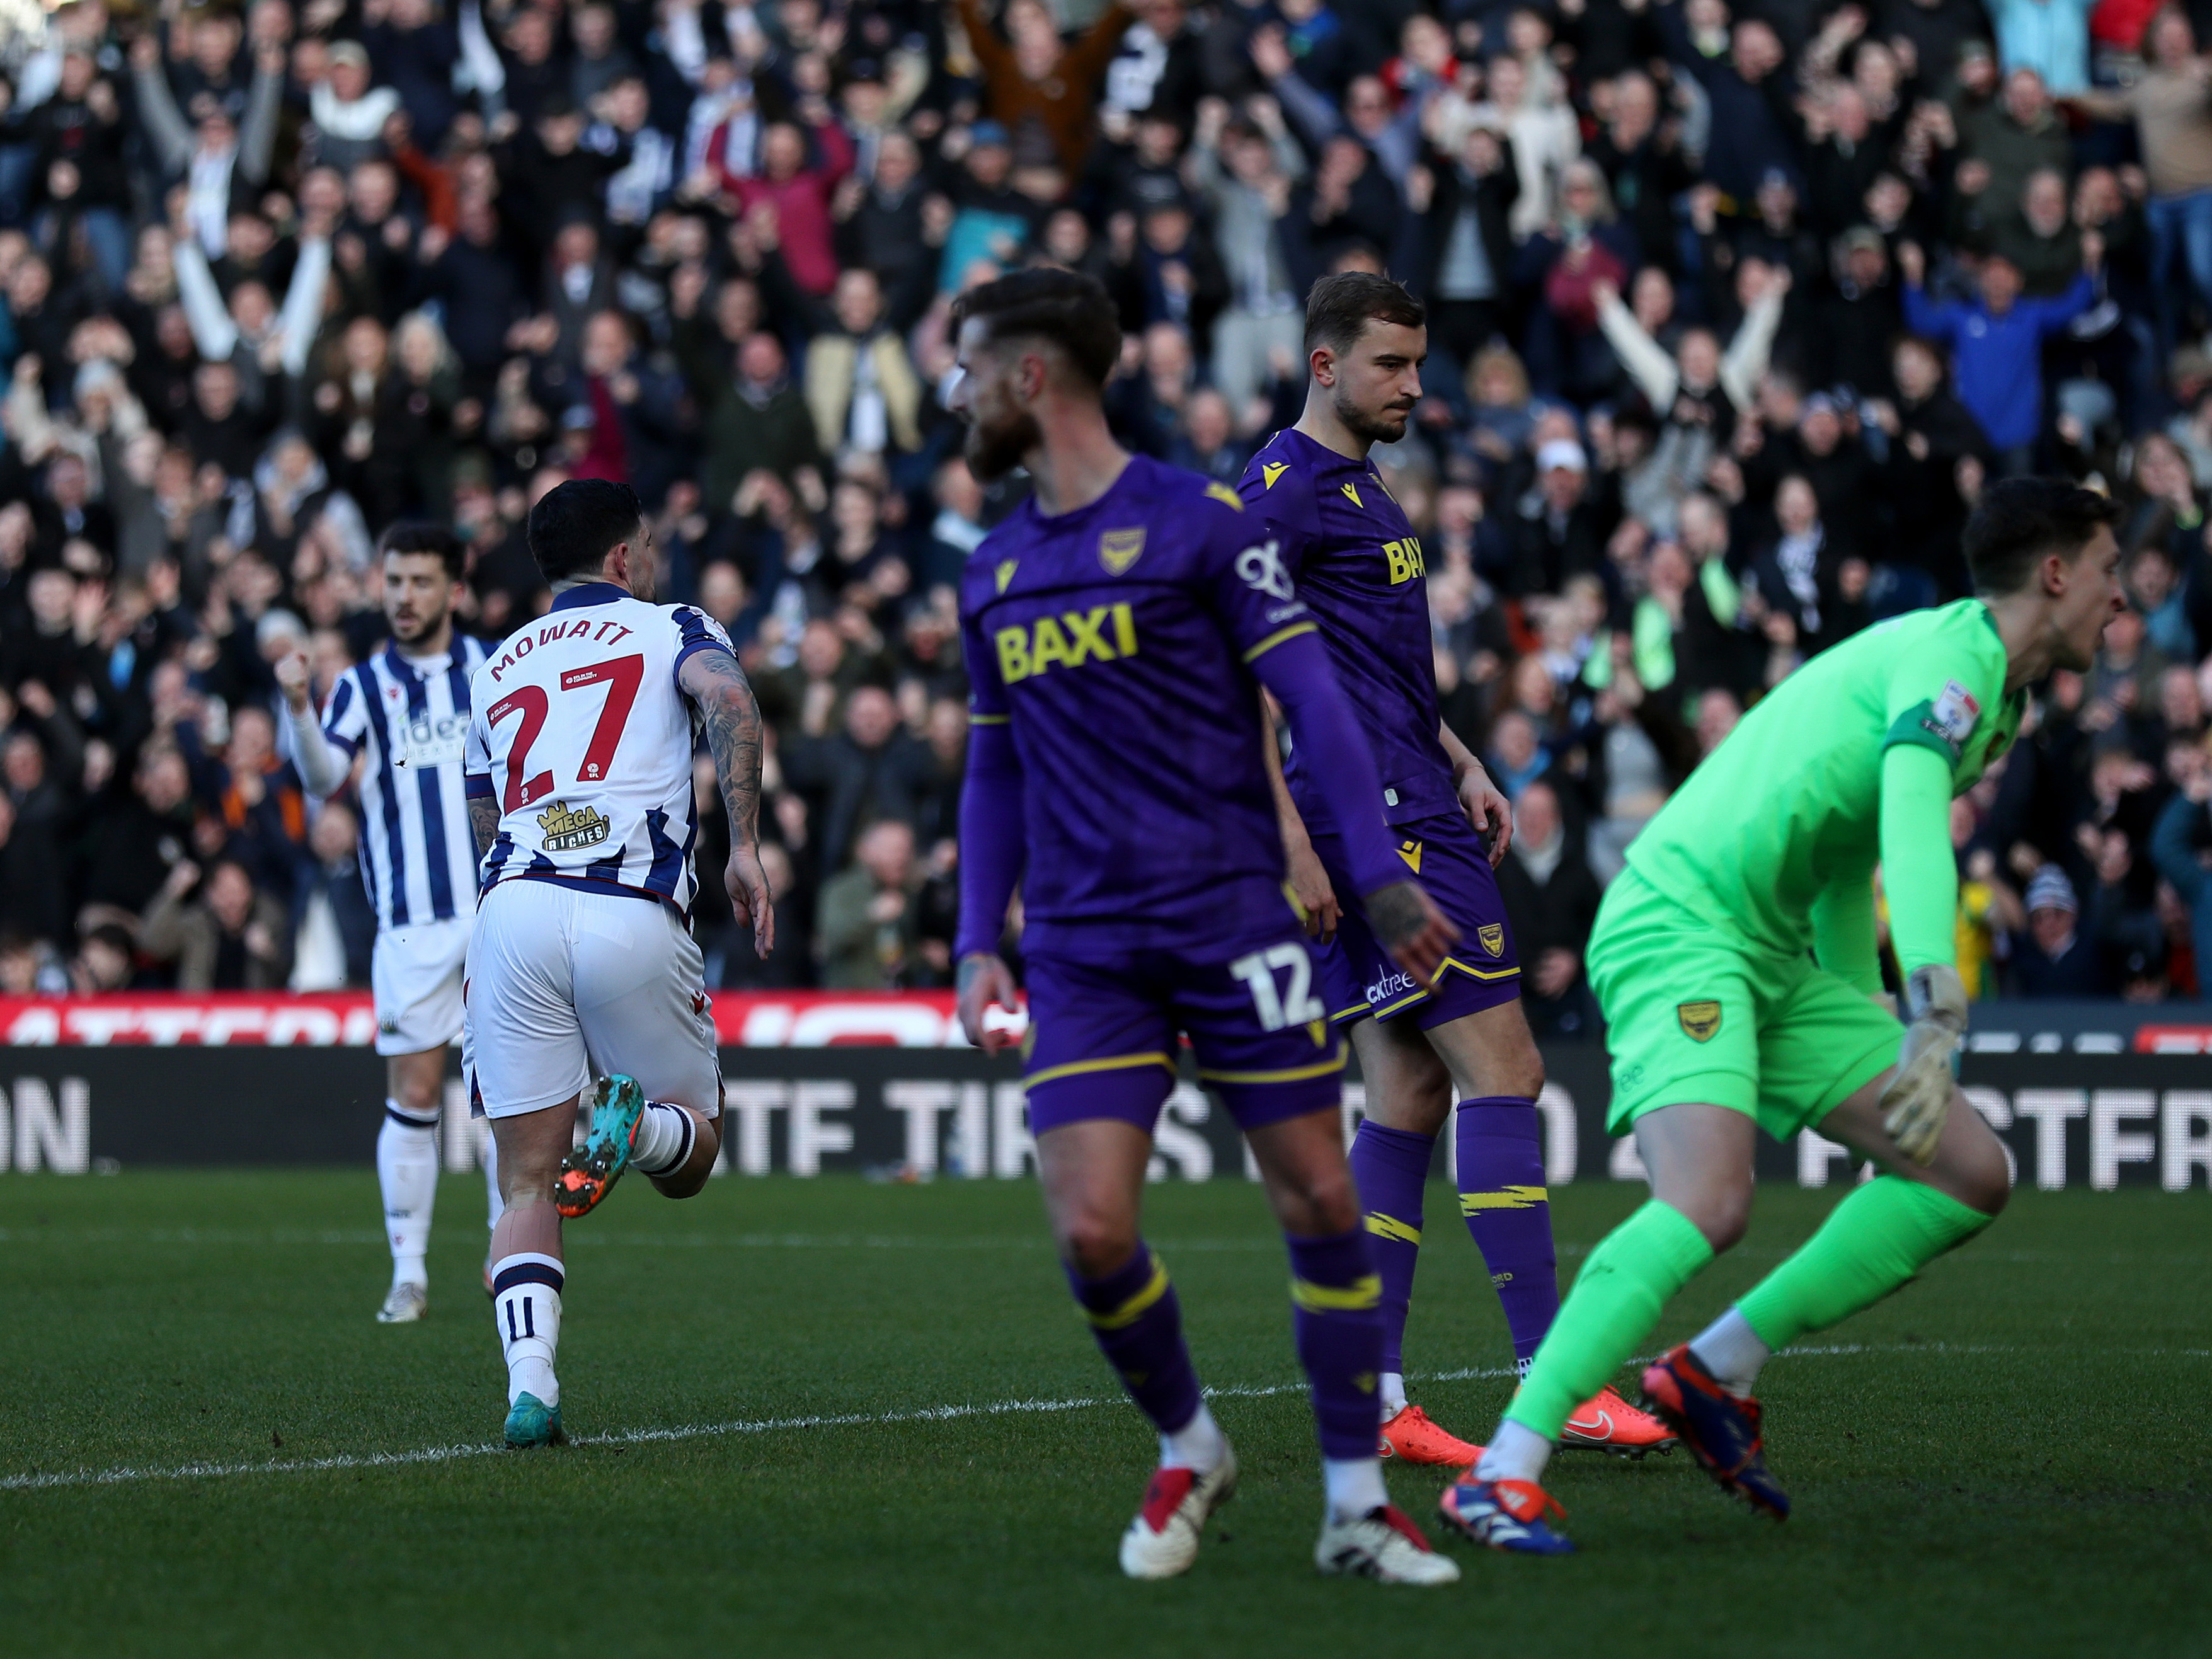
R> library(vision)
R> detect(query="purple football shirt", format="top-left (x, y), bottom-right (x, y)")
top-left (958, 454), bottom-right (1397, 958)
top-left (1237, 427), bottom-right (1455, 826)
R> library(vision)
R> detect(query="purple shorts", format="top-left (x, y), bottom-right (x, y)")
top-left (1022, 938), bottom-right (1347, 1137)
top-left (1306, 808), bottom-right (1522, 1030)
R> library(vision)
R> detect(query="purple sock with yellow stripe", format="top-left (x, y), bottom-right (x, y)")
top-left (1456, 1096), bottom-right (1559, 1374)
top-left (1347, 1118), bottom-right (1431, 1379)
top-left (1287, 1227), bottom-right (1385, 1459)
top-left (1067, 1243), bottom-right (1202, 1434)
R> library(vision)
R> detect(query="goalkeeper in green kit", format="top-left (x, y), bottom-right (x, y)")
top-left (1438, 479), bottom-right (2126, 1553)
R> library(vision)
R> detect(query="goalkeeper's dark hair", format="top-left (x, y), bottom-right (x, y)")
top-left (1961, 478), bottom-right (2119, 597)
top-left (1304, 271), bottom-right (1426, 357)
top-left (376, 522), bottom-right (467, 582)
top-left (949, 268), bottom-right (1123, 390)
top-left (527, 478), bottom-right (645, 585)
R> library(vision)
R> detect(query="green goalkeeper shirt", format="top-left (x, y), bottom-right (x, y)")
top-left (1624, 599), bottom-right (2023, 989)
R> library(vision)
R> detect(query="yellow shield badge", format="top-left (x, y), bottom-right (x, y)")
top-left (1099, 527), bottom-right (1146, 575)
top-left (1678, 1001), bottom-right (1723, 1043)
top-left (1477, 923), bottom-right (1504, 958)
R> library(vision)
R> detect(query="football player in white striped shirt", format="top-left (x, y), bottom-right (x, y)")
top-left (462, 479), bottom-right (774, 1447)
top-left (278, 525), bottom-right (503, 1324)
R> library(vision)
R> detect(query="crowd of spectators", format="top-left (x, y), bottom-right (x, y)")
top-left (4, 0), bottom-right (2212, 1010)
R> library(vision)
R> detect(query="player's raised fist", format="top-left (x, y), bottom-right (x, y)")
top-left (275, 649), bottom-right (313, 713)
top-left (1366, 880), bottom-right (1458, 987)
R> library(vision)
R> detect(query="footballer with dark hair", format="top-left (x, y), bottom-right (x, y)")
top-left (275, 522), bottom-right (496, 1324)
top-left (946, 268), bottom-right (1465, 1582)
top-left (1441, 481), bottom-right (2122, 1550)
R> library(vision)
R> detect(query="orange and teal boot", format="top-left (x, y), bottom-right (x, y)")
top-left (555, 1076), bottom-right (647, 1219)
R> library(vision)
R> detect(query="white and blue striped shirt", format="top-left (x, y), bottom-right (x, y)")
top-left (322, 637), bottom-right (491, 931)
top-left (463, 585), bottom-right (733, 919)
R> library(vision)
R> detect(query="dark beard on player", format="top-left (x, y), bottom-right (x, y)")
top-left (963, 405), bottom-right (1042, 483)
top-left (1332, 386), bottom-right (1412, 446)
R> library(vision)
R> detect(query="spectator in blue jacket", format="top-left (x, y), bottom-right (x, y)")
top-left (2151, 755), bottom-right (2212, 991)
top-left (1988, 0), bottom-right (2095, 98)
top-left (1899, 234), bottom-right (2100, 474)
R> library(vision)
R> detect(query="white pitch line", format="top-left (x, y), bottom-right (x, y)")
top-left (11, 1344), bottom-right (2186, 1498)
top-left (0, 1385), bottom-right (1338, 1496)
top-left (0, 1395), bottom-right (1114, 1495)
top-left (0, 1229), bottom-right (1288, 1254)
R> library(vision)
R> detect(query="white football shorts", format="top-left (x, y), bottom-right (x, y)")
top-left (464, 879), bottom-right (722, 1121)
top-left (370, 917), bottom-right (471, 1057)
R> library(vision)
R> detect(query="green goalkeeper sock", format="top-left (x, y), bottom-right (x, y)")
top-left (1737, 1174), bottom-right (1995, 1351)
top-left (1503, 1199), bottom-right (1713, 1440)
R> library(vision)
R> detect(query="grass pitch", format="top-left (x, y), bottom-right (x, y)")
top-left (0, 1171), bottom-right (2204, 1659)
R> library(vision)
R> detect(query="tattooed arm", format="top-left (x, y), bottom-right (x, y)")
top-left (469, 795), bottom-right (500, 861)
top-left (677, 645), bottom-right (776, 957)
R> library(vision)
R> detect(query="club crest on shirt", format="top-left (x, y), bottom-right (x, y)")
top-left (1678, 1000), bottom-right (1722, 1042)
top-left (537, 799), bottom-right (611, 851)
top-left (1098, 527), bottom-right (1145, 575)
top-left (1477, 923), bottom-right (1504, 958)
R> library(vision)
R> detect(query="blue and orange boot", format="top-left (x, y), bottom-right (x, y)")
top-left (1436, 1475), bottom-right (1574, 1554)
top-left (555, 1076), bottom-right (647, 1219)
top-left (1639, 1343), bottom-right (1790, 1518)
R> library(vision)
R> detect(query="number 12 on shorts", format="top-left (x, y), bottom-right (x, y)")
top-left (1231, 943), bottom-right (1324, 1031)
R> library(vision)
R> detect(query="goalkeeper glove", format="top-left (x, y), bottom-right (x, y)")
top-left (1879, 963), bottom-right (1968, 1166)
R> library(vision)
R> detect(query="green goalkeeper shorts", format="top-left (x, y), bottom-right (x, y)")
top-left (1587, 869), bottom-right (1903, 1141)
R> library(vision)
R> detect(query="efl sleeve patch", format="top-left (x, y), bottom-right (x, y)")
top-left (1930, 679), bottom-right (1983, 743)
top-left (1884, 679), bottom-right (1982, 765)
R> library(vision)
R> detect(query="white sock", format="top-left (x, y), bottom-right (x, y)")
top-left (377, 1104), bottom-right (440, 1289)
top-left (482, 1132), bottom-right (505, 1232)
top-left (1158, 1399), bottom-right (1225, 1473)
top-left (491, 1252), bottom-right (564, 1406)
top-left (1322, 1455), bottom-right (1389, 1522)
top-left (1689, 1306), bottom-right (1772, 1398)
top-left (1472, 1418), bottom-right (1552, 1485)
top-left (628, 1100), bottom-right (695, 1176)
top-left (1379, 1371), bottom-right (1408, 1415)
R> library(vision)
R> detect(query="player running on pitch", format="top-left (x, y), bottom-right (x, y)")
top-left (1440, 479), bottom-right (2123, 1552)
top-left (949, 270), bottom-right (1461, 1584)
top-left (461, 478), bottom-right (774, 1448)
top-left (1245, 274), bottom-right (1670, 1465)
top-left (278, 525), bottom-right (503, 1324)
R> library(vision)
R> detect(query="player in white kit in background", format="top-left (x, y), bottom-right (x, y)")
top-left (279, 525), bottom-right (503, 1324)
top-left (462, 479), bottom-right (774, 1447)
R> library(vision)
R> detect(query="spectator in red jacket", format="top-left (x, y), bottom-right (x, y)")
top-left (721, 116), bottom-right (854, 295)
